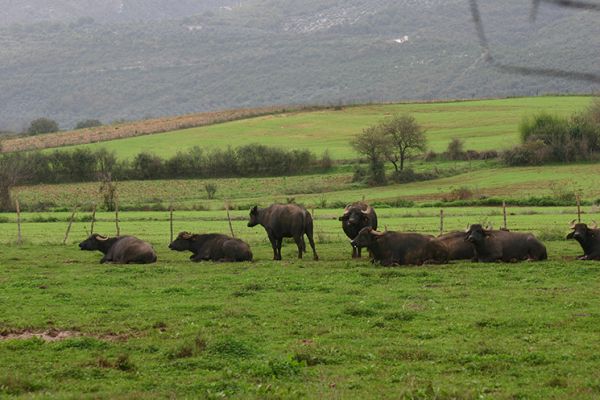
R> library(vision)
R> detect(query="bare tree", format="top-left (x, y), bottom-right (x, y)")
top-left (0, 154), bottom-right (31, 211)
top-left (380, 114), bottom-right (427, 172)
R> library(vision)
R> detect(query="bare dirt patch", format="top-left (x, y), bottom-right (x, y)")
top-left (0, 328), bottom-right (139, 342)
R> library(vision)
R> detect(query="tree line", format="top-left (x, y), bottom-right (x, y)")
top-left (0, 144), bottom-right (332, 210)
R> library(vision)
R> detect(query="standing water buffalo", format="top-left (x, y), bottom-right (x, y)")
top-left (566, 220), bottom-right (600, 260)
top-left (169, 232), bottom-right (253, 262)
top-left (437, 231), bottom-right (475, 261)
top-left (351, 227), bottom-right (448, 266)
top-left (248, 204), bottom-right (318, 261)
top-left (79, 234), bottom-right (157, 264)
top-left (339, 202), bottom-right (378, 258)
top-left (464, 224), bottom-right (547, 262)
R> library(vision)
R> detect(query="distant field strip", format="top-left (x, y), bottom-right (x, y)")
top-left (9, 96), bottom-right (592, 160)
top-left (0, 105), bottom-right (291, 153)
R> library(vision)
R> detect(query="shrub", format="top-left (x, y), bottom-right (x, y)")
top-left (501, 140), bottom-right (549, 166)
top-left (319, 149), bottom-right (333, 170)
top-left (27, 118), bottom-right (59, 135)
top-left (204, 183), bottom-right (217, 199)
top-left (75, 119), bottom-right (102, 129)
top-left (447, 138), bottom-right (465, 160)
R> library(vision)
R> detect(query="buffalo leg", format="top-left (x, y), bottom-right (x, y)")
top-left (294, 235), bottom-right (304, 259)
top-left (306, 233), bottom-right (319, 261)
top-left (276, 238), bottom-right (283, 260)
top-left (357, 246), bottom-right (362, 258)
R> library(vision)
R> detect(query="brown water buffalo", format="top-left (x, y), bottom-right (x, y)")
top-left (339, 202), bottom-right (378, 258)
top-left (437, 231), bottom-right (475, 261)
top-left (169, 232), bottom-right (253, 262)
top-left (566, 220), bottom-right (600, 260)
top-left (351, 227), bottom-right (448, 266)
top-left (464, 224), bottom-right (547, 262)
top-left (248, 204), bottom-right (318, 261)
top-left (79, 234), bottom-right (157, 264)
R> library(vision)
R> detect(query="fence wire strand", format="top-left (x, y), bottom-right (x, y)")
top-left (469, 0), bottom-right (600, 84)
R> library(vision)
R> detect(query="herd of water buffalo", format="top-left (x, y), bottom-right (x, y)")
top-left (77, 202), bottom-right (600, 265)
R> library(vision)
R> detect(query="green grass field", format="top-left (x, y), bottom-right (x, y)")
top-left (60, 96), bottom-right (592, 160)
top-left (3, 96), bottom-right (600, 398)
top-left (1, 208), bottom-right (599, 398)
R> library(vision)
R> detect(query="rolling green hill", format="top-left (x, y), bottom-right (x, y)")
top-left (60, 96), bottom-right (591, 160)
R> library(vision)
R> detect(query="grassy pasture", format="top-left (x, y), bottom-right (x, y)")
top-left (13, 161), bottom-right (600, 211)
top-left (1, 208), bottom-right (600, 398)
top-left (59, 96), bottom-right (591, 160)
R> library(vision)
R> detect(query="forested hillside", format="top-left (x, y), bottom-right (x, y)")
top-left (0, 0), bottom-right (598, 131)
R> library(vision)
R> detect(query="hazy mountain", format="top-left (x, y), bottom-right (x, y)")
top-left (0, 0), bottom-right (598, 131)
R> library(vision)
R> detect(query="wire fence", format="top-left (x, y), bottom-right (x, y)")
top-left (469, 0), bottom-right (600, 84)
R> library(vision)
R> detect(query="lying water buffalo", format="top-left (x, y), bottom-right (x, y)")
top-left (248, 204), bottom-right (318, 260)
top-left (169, 232), bottom-right (253, 262)
top-left (79, 234), bottom-right (157, 264)
top-left (464, 224), bottom-right (547, 262)
top-left (437, 231), bottom-right (475, 261)
top-left (566, 220), bottom-right (600, 260)
top-left (339, 202), bottom-right (378, 258)
top-left (351, 227), bottom-right (448, 266)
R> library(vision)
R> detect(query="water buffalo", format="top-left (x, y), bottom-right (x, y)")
top-left (79, 234), bottom-right (157, 264)
top-left (566, 220), bottom-right (600, 260)
top-left (169, 232), bottom-right (253, 262)
top-left (437, 231), bottom-right (475, 261)
top-left (339, 202), bottom-right (378, 258)
top-left (248, 204), bottom-right (318, 261)
top-left (464, 224), bottom-right (547, 262)
top-left (351, 227), bottom-right (448, 266)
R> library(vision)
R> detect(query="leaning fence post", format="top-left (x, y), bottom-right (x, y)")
top-left (576, 194), bottom-right (582, 223)
top-left (15, 197), bottom-right (22, 245)
top-left (439, 209), bottom-right (444, 236)
top-left (115, 193), bottom-right (120, 236)
top-left (169, 203), bottom-right (174, 243)
top-left (63, 204), bottom-right (79, 245)
top-left (90, 203), bottom-right (97, 234)
top-left (502, 201), bottom-right (508, 230)
top-left (225, 201), bottom-right (235, 238)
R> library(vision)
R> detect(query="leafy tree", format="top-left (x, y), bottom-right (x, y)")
top-left (0, 154), bottom-right (31, 211)
top-left (351, 126), bottom-right (388, 185)
top-left (446, 138), bottom-right (465, 161)
top-left (75, 119), bottom-right (102, 129)
top-left (27, 118), bottom-right (59, 135)
top-left (380, 114), bottom-right (427, 171)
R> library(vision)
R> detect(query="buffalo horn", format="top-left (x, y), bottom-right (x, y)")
top-left (342, 204), bottom-right (352, 215)
top-left (465, 224), bottom-right (470, 232)
top-left (96, 235), bottom-right (109, 241)
top-left (592, 220), bottom-right (598, 229)
top-left (569, 219), bottom-right (577, 229)
top-left (361, 205), bottom-right (372, 215)
top-left (371, 229), bottom-right (384, 236)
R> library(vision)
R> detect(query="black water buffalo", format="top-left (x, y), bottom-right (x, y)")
top-left (248, 204), bottom-right (318, 260)
top-left (169, 232), bottom-right (253, 262)
top-left (464, 224), bottom-right (547, 262)
top-left (79, 234), bottom-right (157, 264)
top-left (351, 227), bottom-right (448, 266)
top-left (566, 220), bottom-right (600, 260)
top-left (339, 202), bottom-right (378, 258)
top-left (437, 231), bottom-right (475, 261)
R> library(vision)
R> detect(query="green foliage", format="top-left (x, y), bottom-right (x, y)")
top-left (204, 183), bottom-right (217, 200)
top-left (379, 114), bottom-right (427, 171)
top-left (27, 118), bottom-right (58, 135)
top-left (75, 119), bottom-right (102, 130)
top-left (446, 138), bottom-right (465, 161)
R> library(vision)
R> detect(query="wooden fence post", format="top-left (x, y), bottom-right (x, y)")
top-left (115, 193), bottom-right (120, 236)
top-left (502, 201), bottom-right (508, 230)
top-left (439, 209), bottom-right (444, 236)
top-left (169, 203), bottom-right (174, 243)
top-left (63, 204), bottom-right (79, 245)
top-left (225, 201), bottom-right (235, 238)
top-left (90, 203), bottom-right (97, 235)
top-left (15, 198), bottom-right (22, 245)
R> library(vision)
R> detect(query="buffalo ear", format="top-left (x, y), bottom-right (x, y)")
top-left (250, 206), bottom-right (258, 214)
top-left (566, 231), bottom-right (574, 240)
top-left (338, 215), bottom-right (348, 221)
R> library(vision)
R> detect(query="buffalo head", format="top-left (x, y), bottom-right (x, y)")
top-left (464, 224), bottom-right (492, 244)
top-left (351, 226), bottom-right (383, 248)
top-left (566, 220), bottom-right (597, 241)
top-left (338, 203), bottom-right (372, 226)
top-left (247, 206), bottom-right (260, 227)
top-left (79, 233), bottom-right (109, 251)
top-left (169, 232), bottom-right (194, 251)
